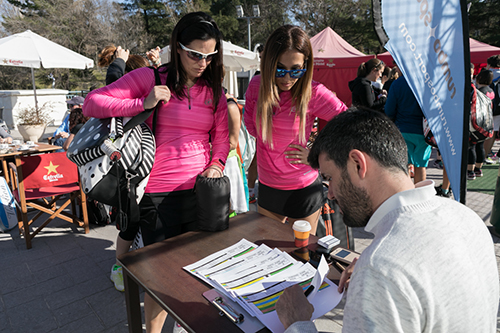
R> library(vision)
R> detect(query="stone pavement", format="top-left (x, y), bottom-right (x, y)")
top-left (1, 138), bottom-right (500, 332)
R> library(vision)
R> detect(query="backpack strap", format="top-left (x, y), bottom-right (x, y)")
top-left (123, 66), bottom-right (162, 133)
top-left (152, 67), bottom-right (162, 135)
top-left (116, 67), bottom-right (163, 231)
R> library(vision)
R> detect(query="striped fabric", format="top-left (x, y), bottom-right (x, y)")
top-left (67, 117), bottom-right (155, 204)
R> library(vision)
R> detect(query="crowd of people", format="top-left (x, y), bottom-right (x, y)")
top-left (35, 10), bottom-right (500, 333)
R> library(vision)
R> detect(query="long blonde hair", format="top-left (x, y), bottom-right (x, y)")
top-left (257, 25), bottom-right (314, 146)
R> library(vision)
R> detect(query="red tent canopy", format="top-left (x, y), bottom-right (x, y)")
top-left (310, 27), bottom-right (373, 107)
top-left (377, 38), bottom-right (500, 74)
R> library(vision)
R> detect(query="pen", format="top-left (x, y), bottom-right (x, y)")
top-left (304, 285), bottom-right (314, 297)
top-left (335, 261), bottom-right (346, 272)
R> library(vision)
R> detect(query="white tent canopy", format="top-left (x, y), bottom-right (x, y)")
top-left (0, 30), bottom-right (94, 112)
top-left (159, 41), bottom-right (259, 96)
top-left (0, 30), bottom-right (94, 69)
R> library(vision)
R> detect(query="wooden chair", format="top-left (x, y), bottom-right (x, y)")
top-left (9, 152), bottom-right (89, 249)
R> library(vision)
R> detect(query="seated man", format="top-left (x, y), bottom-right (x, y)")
top-left (52, 96), bottom-right (84, 149)
top-left (0, 126), bottom-right (12, 144)
top-left (276, 108), bottom-right (499, 332)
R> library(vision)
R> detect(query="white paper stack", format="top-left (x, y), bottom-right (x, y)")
top-left (183, 238), bottom-right (343, 333)
top-left (318, 235), bottom-right (340, 250)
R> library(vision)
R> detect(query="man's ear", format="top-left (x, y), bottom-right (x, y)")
top-left (348, 149), bottom-right (368, 180)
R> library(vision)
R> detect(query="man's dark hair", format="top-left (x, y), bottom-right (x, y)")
top-left (487, 55), bottom-right (500, 68)
top-left (308, 107), bottom-right (408, 174)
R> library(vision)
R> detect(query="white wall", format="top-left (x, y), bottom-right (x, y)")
top-left (0, 89), bottom-right (69, 129)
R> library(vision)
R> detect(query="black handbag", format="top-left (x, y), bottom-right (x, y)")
top-left (195, 175), bottom-right (230, 231)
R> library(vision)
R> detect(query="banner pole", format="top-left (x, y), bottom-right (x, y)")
top-left (460, 0), bottom-right (471, 205)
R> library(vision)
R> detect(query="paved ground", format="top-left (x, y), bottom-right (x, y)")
top-left (1, 131), bottom-right (500, 332)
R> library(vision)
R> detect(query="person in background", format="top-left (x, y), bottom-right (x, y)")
top-left (371, 66), bottom-right (389, 95)
top-left (276, 108), bottom-right (499, 333)
top-left (382, 65), bottom-right (400, 92)
top-left (348, 58), bottom-right (386, 112)
top-left (468, 68), bottom-right (494, 180)
top-left (244, 25), bottom-right (347, 234)
top-left (385, 75), bottom-right (431, 184)
top-left (0, 126), bottom-right (12, 144)
top-left (98, 45), bottom-right (150, 85)
top-left (52, 96), bottom-right (84, 149)
top-left (248, 43), bottom-right (264, 204)
top-left (62, 107), bottom-right (89, 151)
top-left (84, 12), bottom-right (228, 333)
top-left (224, 85), bottom-right (249, 215)
top-left (484, 55), bottom-right (500, 163)
top-left (97, 44), bottom-right (152, 293)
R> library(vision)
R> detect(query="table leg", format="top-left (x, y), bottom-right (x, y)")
top-left (123, 269), bottom-right (143, 333)
top-left (1, 159), bottom-right (9, 184)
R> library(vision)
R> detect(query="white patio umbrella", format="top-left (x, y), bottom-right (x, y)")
top-left (159, 41), bottom-right (259, 96)
top-left (0, 30), bottom-right (94, 110)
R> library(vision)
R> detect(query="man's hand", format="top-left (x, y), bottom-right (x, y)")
top-left (338, 257), bottom-right (357, 293)
top-left (276, 284), bottom-right (314, 329)
top-left (143, 86), bottom-right (171, 110)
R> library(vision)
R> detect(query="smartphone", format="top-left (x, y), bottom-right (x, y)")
top-left (330, 247), bottom-right (359, 265)
top-left (291, 248), bottom-right (332, 269)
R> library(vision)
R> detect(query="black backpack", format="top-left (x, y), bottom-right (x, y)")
top-left (470, 84), bottom-right (494, 144)
top-left (86, 198), bottom-right (110, 225)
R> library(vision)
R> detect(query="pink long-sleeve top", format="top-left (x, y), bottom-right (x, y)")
top-left (244, 75), bottom-right (347, 190)
top-left (83, 67), bottom-right (229, 193)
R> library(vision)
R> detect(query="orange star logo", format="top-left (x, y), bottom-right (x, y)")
top-left (44, 161), bottom-right (59, 175)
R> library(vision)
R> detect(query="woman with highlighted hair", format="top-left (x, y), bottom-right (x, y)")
top-left (244, 25), bottom-right (347, 233)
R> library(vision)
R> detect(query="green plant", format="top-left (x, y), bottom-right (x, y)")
top-left (16, 102), bottom-right (53, 125)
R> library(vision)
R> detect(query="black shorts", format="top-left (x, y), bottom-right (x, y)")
top-left (258, 177), bottom-right (323, 219)
top-left (138, 189), bottom-right (198, 246)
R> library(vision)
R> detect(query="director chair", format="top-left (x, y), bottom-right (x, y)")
top-left (9, 152), bottom-right (89, 249)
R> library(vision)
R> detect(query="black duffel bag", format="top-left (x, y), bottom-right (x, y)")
top-left (195, 175), bottom-right (230, 231)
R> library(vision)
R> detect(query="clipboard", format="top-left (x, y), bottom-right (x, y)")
top-left (203, 289), bottom-right (266, 333)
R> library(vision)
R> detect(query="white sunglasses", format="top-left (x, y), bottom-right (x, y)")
top-left (179, 43), bottom-right (218, 61)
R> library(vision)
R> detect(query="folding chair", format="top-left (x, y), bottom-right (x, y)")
top-left (9, 152), bottom-right (89, 249)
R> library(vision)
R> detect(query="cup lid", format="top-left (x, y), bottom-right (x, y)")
top-left (293, 220), bottom-right (311, 232)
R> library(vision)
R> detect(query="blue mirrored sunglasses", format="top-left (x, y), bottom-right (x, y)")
top-left (179, 43), bottom-right (218, 61)
top-left (275, 68), bottom-right (307, 79)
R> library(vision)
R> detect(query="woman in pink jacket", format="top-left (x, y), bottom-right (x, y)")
top-left (83, 12), bottom-right (228, 333)
top-left (244, 25), bottom-right (347, 233)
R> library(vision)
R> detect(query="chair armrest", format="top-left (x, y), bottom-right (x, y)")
top-left (8, 162), bottom-right (18, 190)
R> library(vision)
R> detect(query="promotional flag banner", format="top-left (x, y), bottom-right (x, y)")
top-left (373, 0), bottom-right (470, 202)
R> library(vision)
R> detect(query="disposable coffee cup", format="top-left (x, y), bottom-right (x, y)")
top-left (293, 247), bottom-right (310, 261)
top-left (293, 220), bottom-right (311, 248)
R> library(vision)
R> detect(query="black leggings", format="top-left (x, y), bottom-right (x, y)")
top-left (468, 141), bottom-right (485, 165)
